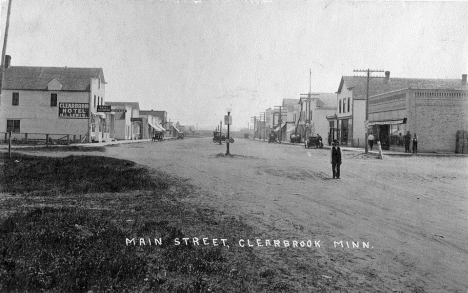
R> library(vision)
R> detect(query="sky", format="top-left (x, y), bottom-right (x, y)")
top-left (1, 0), bottom-right (467, 130)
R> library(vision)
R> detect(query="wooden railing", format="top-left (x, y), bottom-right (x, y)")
top-left (1, 132), bottom-right (88, 145)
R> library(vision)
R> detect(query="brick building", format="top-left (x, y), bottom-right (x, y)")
top-left (368, 74), bottom-right (468, 152)
top-left (329, 72), bottom-right (468, 149)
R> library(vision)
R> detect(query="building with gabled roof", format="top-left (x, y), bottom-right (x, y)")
top-left (329, 71), bottom-right (468, 149)
top-left (0, 57), bottom-right (108, 143)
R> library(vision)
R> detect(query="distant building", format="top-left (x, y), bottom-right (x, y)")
top-left (0, 57), bottom-right (107, 143)
top-left (279, 99), bottom-right (300, 142)
top-left (298, 93), bottom-right (336, 144)
top-left (106, 102), bottom-right (140, 140)
top-left (139, 110), bottom-right (167, 138)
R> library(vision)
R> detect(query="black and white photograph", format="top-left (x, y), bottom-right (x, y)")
top-left (0, 0), bottom-right (467, 292)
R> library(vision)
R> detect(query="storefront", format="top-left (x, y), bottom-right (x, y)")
top-left (369, 119), bottom-right (406, 150)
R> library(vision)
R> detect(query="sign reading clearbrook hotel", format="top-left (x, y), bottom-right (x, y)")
top-left (58, 103), bottom-right (90, 119)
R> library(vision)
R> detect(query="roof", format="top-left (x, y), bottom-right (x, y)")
top-left (338, 75), bottom-right (468, 98)
top-left (282, 99), bottom-right (299, 107)
top-left (3, 66), bottom-right (104, 91)
top-left (106, 101), bottom-right (140, 111)
top-left (299, 92), bottom-right (336, 108)
top-left (139, 110), bottom-right (167, 116)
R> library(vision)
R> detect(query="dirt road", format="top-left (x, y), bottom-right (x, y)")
top-left (103, 137), bottom-right (467, 292)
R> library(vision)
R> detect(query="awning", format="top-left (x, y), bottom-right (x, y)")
top-left (95, 112), bottom-right (106, 119)
top-left (148, 121), bottom-right (165, 132)
top-left (274, 123), bottom-right (286, 132)
top-left (368, 119), bottom-right (405, 126)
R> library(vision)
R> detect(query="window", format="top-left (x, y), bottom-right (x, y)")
top-left (12, 92), bottom-right (19, 106)
top-left (94, 95), bottom-right (96, 107)
top-left (339, 99), bottom-right (342, 113)
top-left (343, 99), bottom-right (346, 113)
top-left (51, 94), bottom-right (57, 107)
top-left (347, 97), bottom-right (350, 112)
top-left (6, 120), bottom-right (20, 133)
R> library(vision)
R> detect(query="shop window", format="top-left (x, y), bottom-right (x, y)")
top-left (390, 124), bottom-right (404, 146)
top-left (12, 92), bottom-right (19, 106)
top-left (50, 94), bottom-right (57, 107)
top-left (6, 120), bottom-right (20, 133)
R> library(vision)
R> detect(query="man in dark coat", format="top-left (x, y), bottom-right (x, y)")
top-left (330, 140), bottom-right (343, 179)
top-left (404, 131), bottom-right (411, 153)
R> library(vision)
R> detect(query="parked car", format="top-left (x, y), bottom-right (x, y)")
top-left (305, 135), bottom-right (323, 148)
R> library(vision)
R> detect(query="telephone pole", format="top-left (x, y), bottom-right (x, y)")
top-left (353, 69), bottom-right (384, 154)
top-left (274, 106), bottom-right (286, 144)
top-left (0, 0), bottom-right (13, 97)
top-left (259, 112), bottom-right (266, 142)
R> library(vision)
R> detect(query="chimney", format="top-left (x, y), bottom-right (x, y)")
top-left (384, 71), bottom-right (390, 84)
top-left (462, 74), bottom-right (467, 85)
top-left (4, 55), bottom-right (11, 69)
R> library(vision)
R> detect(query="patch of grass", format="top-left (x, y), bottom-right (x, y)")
top-left (0, 153), bottom-right (168, 195)
top-left (6, 145), bottom-right (106, 152)
top-left (0, 207), bottom-right (147, 292)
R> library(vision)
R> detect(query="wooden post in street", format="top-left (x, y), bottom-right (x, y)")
top-left (8, 131), bottom-right (12, 158)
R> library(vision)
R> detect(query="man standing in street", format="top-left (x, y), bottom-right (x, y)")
top-left (331, 140), bottom-right (342, 179)
top-left (368, 132), bottom-right (375, 151)
top-left (404, 131), bottom-right (411, 153)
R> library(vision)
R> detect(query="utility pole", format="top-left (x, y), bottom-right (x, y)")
top-left (0, 0), bottom-right (13, 98)
top-left (353, 69), bottom-right (384, 154)
top-left (219, 120), bottom-right (222, 145)
top-left (259, 112), bottom-right (266, 142)
top-left (251, 116), bottom-right (257, 139)
top-left (274, 106), bottom-right (285, 144)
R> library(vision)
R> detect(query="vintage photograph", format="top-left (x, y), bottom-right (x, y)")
top-left (0, 0), bottom-right (467, 292)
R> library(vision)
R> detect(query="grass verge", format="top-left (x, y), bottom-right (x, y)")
top-left (0, 153), bottom-right (274, 292)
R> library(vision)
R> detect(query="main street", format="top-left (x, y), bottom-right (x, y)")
top-left (103, 137), bottom-right (467, 292)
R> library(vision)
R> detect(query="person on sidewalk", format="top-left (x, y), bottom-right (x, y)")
top-left (330, 140), bottom-right (342, 179)
top-left (377, 141), bottom-right (384, 159)
top-left (412, 133), bottom-right (418, 154)
top-left (404, 131), bottom-right (411, 153)
top-left (368, 133), bottom-right (375, 151)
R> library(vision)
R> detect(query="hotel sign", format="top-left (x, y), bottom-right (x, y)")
top-left (58, 103), bottom-right (89, 119)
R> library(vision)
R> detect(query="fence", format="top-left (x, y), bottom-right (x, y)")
top-left (1, 132), bottom-right (88, 146)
